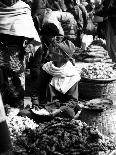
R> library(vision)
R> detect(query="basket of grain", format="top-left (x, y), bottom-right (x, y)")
top-left (78, 63), bottom-right (116, 101)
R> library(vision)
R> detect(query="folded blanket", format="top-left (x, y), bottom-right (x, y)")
top-left (42, 61), bottom-right (81, 94)
top-left (0, 0), bottom-right (40, 43)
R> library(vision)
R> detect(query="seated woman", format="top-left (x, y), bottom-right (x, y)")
top-left (31, 40), bottom-right (81, 118)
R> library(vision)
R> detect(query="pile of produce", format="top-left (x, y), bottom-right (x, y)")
top-left (73, 38), bottom-right (112, 63)
top-left (89, 38), bottom-right (106, 49)
top-left (6, 108), bottom-right (39, 142)
top-left (81, 63), bottom-right (116, 80)
top-left (6, 108), bottom-right (116, 155)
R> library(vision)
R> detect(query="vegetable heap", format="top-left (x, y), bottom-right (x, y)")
top-left (6, 108), bottom-right (39, 142)
top-left (81, 63), bottom-right (116, 80)
top-left (6, 110), bottom-right (116, 155)
top-left (89, 38), bottom-right (106, 49)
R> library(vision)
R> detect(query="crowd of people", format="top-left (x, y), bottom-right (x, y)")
top-left (0, 0), bottom-right (116, 154)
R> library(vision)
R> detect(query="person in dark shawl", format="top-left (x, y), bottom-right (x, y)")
top-left (94, 0), bottom-right (116, 63)
top-left (0, 0), bottom-right (41, 108)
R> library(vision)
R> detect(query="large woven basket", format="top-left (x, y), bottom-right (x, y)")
top-left (78, 78), bottom-right (116, 101)
top-left (78, 105), bottom-right (116, 144)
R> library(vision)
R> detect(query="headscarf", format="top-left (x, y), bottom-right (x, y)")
top-left (55, 40), bottom-right (75, 59)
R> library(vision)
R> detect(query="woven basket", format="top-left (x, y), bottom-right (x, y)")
top-left (78, 105), bottom-right (116, 144)
top-left (78, 78), bottom-right (116, 101)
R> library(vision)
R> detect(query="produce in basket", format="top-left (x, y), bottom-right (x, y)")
top-left (81, 63), bottom-right (116, 80)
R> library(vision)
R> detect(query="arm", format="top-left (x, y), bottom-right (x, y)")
top-left (79, 4), bottom-right (88, 31)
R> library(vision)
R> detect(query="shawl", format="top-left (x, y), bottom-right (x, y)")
top-left (42, 61), bottom-right (81, 94)
top-left (0, 0), bottom-right (41, 43)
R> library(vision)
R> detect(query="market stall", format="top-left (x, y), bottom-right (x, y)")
top-left (17, 37), bottom-right (116, 155)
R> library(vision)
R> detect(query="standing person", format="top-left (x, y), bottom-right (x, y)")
top-left (41, 8), bottom-right (78, 46)
top-left (93, 0), bottom-right (116, 63)
top-left (30, 40), bottom-right (81, 118)
top-left (30, 22), bottom-right (76, 108)
top-left (93, 0), bottom-right (105, 39)
top-left (26, 0), bottom-right (67, 36)
top-left (0, 0), bottom-right (41, 108)
top-left (64, 0), bottom-right (88, 47)
top-left (103, 0), bottom-right (116, 63)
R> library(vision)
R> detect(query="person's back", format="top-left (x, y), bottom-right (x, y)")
top-left (64, 0), bottom-right (88, 47)
top-left (42, 9), bottom-right (78, 45)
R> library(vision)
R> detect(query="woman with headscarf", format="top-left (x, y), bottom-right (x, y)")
top-left (30, 40), bottom-right (81, 118)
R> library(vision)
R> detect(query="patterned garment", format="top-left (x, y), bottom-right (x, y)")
top-left (0, 43), bottom-right (25, 85)
top-left (0, 38), bottom-right (25, 107)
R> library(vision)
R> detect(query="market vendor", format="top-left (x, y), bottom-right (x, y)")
top-left (31, 40), bottom-right (81, 118)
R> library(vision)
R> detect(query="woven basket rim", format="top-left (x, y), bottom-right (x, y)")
top-left (81, 76), bottom-right (116, 82)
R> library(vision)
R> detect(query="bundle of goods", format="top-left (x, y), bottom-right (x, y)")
top-left (83, 44), bottom-right (111, 63)
top-left (6, 108), bottom-right (116, 155)
top-left (6, 108), bottom-right (39, 142)
top-left (90, 38), bottom-right (106, 49)
top-left (73, 38), bottom-right (112, 63)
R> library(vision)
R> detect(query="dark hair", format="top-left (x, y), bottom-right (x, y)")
top-left (40, 23), bottom-right (60, 36)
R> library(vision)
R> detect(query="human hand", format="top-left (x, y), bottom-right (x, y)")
top-left (52, 109), bottom-right (62, 117)
top-left (25, 44), bottom-right (35, 54)
top-left (25, 44), bottom-right (35, 61)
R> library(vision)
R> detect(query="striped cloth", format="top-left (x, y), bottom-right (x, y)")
top-left (0, 0), bottom-right (40, 43)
